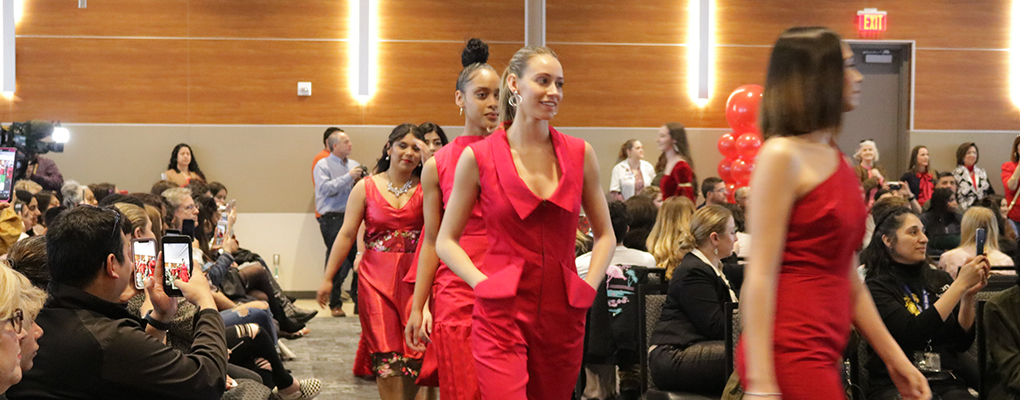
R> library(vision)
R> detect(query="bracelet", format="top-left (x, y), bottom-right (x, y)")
top-left (145, 310), bottom-right (172, 331)
top-left (743, 392), bottom-right (782, 397)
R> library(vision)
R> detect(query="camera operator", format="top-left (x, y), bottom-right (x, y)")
top-left (24, 153), bottom-right (63, 192)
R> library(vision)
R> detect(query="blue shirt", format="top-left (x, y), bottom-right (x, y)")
top-left (313, 154), bottom-right (361, 215)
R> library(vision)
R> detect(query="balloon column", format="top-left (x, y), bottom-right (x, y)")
top-left (717, 84), bottom-right (763, 202)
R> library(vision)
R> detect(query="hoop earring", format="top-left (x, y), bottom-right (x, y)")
top-left (509, 92), bottom-right (521, 107)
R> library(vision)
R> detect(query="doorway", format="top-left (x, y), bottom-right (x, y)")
top-left (839, 41), bottom-right (913, 182)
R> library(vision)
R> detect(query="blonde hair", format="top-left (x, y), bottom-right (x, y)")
top-left (960, 207), bottom-right (1000, 252)
top-left (646, 196), bottom-right (696, 275)
top-left (0, 262), bottom-right (37, 321)
top-left (15, 270), bottom-right (45, 320)
top-left (144, 205), bottom-right (163, 241)
top-left (498, 46), bottom-right (558, 128)
top-left (113, 203), bottom-right (150, 236)
top-left (13, 180), bottom-right (42, 195)
top-left (677, 206), bottom-right (734, 273)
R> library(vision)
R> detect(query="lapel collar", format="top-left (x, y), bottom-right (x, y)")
top-left (489, 127), bottom-right (578, 220)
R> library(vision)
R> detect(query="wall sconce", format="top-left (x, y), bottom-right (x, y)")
top-left (688, 0), bottom-right (713, 107)
top-left (349, 0), bottom-right (377, 104)
top-left (1, 0), bottom-right (15, 95)
top-left (1012, 0), bottom-right (1020, 108)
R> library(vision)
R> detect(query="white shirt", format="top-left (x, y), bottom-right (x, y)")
top-left (690, 248), bottom-right (738, 302)
top-left (937, 246), bottom-right (1014, 279)
top-left (575, 244), bottom-right (657, 280)
top-left (733, 232), bottom-right (752, 264)
top-left (609, 160), bottom-right (656, 200)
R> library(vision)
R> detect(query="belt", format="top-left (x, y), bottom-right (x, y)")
top-left (320, 211), bottom-right (345, 218)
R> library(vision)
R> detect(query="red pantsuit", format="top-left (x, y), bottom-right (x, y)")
top-left (468, 128), bottom-right (596, 400)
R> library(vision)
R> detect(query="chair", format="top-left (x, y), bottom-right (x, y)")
top-left (977, 300), bottom-right (987, 400)
top-left (638, 283), bottom-right (721, 400)
top-left (723, 302), bottom-right (740, 378)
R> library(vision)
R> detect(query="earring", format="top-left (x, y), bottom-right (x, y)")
top-left (509, 92), bottom-right (521, 107)
top-left (459, 107), bottom-right (463, 116)
top-left (714, 248), bottom-right (719, 256)
top-left (385, 154), bottom-right (390, 161)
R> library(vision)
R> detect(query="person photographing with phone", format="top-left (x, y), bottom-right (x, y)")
top-left (6, 206), bottom-right (229, 400)
top-left (314, 128), bottom-right (365, 318)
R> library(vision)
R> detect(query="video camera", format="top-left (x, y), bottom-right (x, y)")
top-left (0, 120), bottom-right (67, 180)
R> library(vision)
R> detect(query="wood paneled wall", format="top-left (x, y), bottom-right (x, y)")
top-left (1, 0), bottom-right (1018, 130)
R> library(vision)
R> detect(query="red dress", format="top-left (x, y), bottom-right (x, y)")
top-left (736, 156), bottom-right (866, 400)
top-left (468, 127), bottom-right (597, 400)
top-left (419, 135), bottom-right (487, 398)
top-left (1002, 161), bottom-right (1020, 223)
top-left (357, 176), bottom-right (425, 377)
top-left (659, 159), bottom-right (695, 202)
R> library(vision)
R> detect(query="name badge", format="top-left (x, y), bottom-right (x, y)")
top-left (913, 351), bottom-right (941, 373)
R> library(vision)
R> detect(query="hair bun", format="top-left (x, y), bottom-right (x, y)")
top-left (461, 38), bottom-right (489, 67)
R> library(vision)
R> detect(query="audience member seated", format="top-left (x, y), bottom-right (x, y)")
top-left (31, 191), bottom-right (57, 236)
top-left (733, 186), bottom-right (749, 211)
top-left (622, 195), bottom-right (658, 251)
top-left (648, 205), bottom-right (739, 396)
top-left (151, 180), bottom-right (179, 197)
top-left (977, 195), bottom-right (1019, 260)
top-left (936, 171), bottom-right (959, 194)
top-left (863, 206), bottom-right (987, 400)
top-left (6, 206), bottom-right (229, 400)
top-left (164, 143), bottom-right (207, 186)
top-left (11, 181), bottom-right (39, 195)
top-left (576, 201), bottom-right (656, 400)
top-left (646, 196), bottom-right (695, 278)
top-left (59, 180), bottom-right (96, 208)
top-left (12, 192), bottom-right (40, 240)
top-left (188, 180), bottom-right (212, 198)
top-left (922, 188), bottom-right (963, 257)
top-left (939, 207), bottom-right (1014, 278)
top-left (637, 186), bottom-right (663, 209)
top-left (88, 182), bottom-right (117, 205)
top-left (953, 142), bottom-right (994, 210)
top-left (902, 145), bottom-right (936, 206)
top-left (0, 264), bottom-right (45, 396)
top-left (982, 259), bottom-right (1020, 399)
top-left (209, 182), bottom-right (230, 207)
top-left (699, 177), bottom-right (728, 208)
top-left (863, 196), bottom-right (913, 250)
top-left (609, 139), bottom-right (655, 202)
top-left (721, 203), bottom-right (749, 267)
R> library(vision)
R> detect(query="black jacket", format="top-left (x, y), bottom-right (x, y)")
top-left (6, 282), bottom-right (228, 400)
top-left (650, 252), bottom-right (736, 348)
top-left (865, 263), bottom-right (975, 391)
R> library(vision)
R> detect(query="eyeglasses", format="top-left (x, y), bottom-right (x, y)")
top-left (5, 309), bottom-right (22, 334)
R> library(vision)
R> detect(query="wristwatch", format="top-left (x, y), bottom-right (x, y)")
top-left (145, 310), bottom-right (172, 331)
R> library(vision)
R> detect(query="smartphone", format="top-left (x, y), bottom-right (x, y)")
top-left (976, 228), bottom-right (988, 257)
top-left (161, 234), bottom-right (194, 297)
top-left (0, 148), bottom-right (15, 202)
top-left (212, 220), bottom-right (228, 247)
top-left (181, 219), bottom-right (196, 239)
top-left (132, 238), bottom-right (157, 290)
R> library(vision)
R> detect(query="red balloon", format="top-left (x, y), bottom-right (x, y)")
top-left (735, 131), bottom-right (762, 158)
top-left (717, 132), bottom-right (737, 159)
top-left (731, 157), bottom-right (754, 185)
top-left (726, 183), bottom-right (737, 202)
top-left (717, 159), bottom-right (733, 182)
top-left (725, 84), bottom-right (764, 132)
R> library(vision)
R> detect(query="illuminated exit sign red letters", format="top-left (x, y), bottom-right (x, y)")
top-left (857, 8), bottom-right (888, 33)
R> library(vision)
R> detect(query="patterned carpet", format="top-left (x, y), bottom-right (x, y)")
top-left (284, 300), bottom-right (381, 400)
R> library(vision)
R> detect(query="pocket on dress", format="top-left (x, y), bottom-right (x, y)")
top-left (562, 263), bottom-right (597, 309)
top-left (473, 262), bottom-right (523, 300)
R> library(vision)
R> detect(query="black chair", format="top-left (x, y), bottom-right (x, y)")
top-left (723, 302), bottom-right (740, 378)
top-left (977, 300), bottom-right (987, 400)
top-left (638, 283), bottom-right (721, 400)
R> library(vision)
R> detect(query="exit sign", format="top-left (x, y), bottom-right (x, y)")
top-left (857, 8), bottom-right (888, 33)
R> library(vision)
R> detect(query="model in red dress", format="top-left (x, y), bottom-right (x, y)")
top-left (404, 39), bottom-right (501, 400)
top-left (737, 27), bottom-right (929, 400)
top-left (318, 124), bottom-right (429, 400)
top-left (436, 47), bottom-right (615, 400)
top-left (655, 122), bottom-right (696, 202)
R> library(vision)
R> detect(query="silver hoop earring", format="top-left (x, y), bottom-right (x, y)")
top-left (509, 92), bottom-right (521, 107)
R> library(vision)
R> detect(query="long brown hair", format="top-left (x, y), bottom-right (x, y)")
top-left (760, 27), bottom-right (846, 139)
top-left (908, 145), bottom-right (929, 174)
top-left (617, 139), bottom-right (640, 162)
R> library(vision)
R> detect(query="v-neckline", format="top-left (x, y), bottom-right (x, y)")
top-left (502, 128), bottom-right (567, 202)
top-left (370, 175), bottom-right (420, 211)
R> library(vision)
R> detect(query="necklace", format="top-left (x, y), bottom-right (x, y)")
top-left (387, 174), bottom-right (413, 197)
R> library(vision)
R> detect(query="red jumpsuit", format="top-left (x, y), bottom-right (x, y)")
top-left (417, 135), bottom-right (487, 398)
top-left (357, 176), bottom-right (425, 377)
top-left (468, 127), bottom-right (597, 400)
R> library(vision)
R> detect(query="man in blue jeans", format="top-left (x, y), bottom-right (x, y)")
top-left (313, 128), bottom-right (364, 317)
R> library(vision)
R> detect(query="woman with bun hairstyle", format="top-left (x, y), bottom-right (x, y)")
top-left (435, 46), bottom-right (615, 399)
top-left (405, 38), bottom-right (500, 400)
top-left (737, 27), bottom-right (929, 400)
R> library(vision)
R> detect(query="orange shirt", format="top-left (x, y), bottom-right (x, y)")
top-left (312, 149), bottom-right (330, 218)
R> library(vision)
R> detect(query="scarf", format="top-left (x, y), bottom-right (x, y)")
top-left (917, 171), bottom-right (933, 204)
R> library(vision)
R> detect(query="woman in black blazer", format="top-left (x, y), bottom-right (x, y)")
top-left (648, 205), bottom-right (738, 395)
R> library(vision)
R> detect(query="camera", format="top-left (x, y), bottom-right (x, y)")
top-left (888, 182), bottom-right (902, 190)
top-left (0, 120), bottom-right (68, 180)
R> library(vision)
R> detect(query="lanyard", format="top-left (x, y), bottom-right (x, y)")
top-left (903, 284), bottom-right (930, 311)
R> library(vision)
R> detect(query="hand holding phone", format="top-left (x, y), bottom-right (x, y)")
top-left (162, 234), bottom-right (194, 297)
top-left (132, 238), bottom-right (157, 290)
top-left (976, 228), bottom-right (988, 257)
top-left (144, 251), bottom-right (179, 320)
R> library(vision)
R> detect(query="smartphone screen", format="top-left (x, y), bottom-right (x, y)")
top-left (0, 148), bottom-right (16, 201)
top-left (133, 239), bottom-right (156, 290)
top-left (162, 240), bottom-right (192, 294)
top-left (212, 222), bottom-right (227, 247)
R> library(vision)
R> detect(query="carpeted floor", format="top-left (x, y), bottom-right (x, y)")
top-left (283, 300), bottom-right (381, 400)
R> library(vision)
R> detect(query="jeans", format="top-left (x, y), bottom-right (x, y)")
top-left (318, 212), bottom-right (356, 309)
top-left (220, 304), bottom-right (277, 343)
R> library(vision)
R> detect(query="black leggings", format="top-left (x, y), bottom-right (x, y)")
top-left (239, 266), bottom-right (303, 333)
top-left (868, 378), bottom-right (975, 400)
top-left (227, 323), bottom-right (295, 390)
top-left (648, 341), bottom-right (728, 395)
